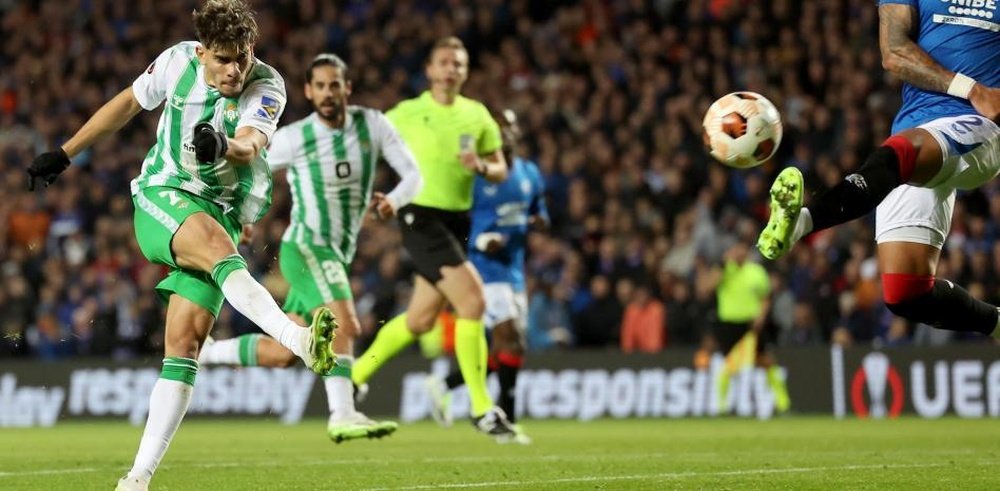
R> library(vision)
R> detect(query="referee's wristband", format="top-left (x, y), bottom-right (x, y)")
top-left (948, 73), bottom-right (976, 99)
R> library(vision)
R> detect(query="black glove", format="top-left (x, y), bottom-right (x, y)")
top-left (193, 122), bottom-right (229, 162)
top-left (27, 149), bottom-right (71, 191)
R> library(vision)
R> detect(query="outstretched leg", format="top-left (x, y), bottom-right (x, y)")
top-left (759, 129), bottom-right (938, 259)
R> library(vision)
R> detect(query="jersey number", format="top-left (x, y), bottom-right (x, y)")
top-left (321, 260), bottom-right (347, 284)
top-left (336, 161), bottom-right (351, 179)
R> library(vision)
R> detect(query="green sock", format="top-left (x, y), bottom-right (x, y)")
top-left (767, 366), bottom-right (791, 413)
top-left (237, 334), bottom-right (261, 367)
top-left (352, 314), bottom-right (415, 385)
top-left (161, 357), bottom-right (199, 386)
top-left (455, 317), bottom-right (493, 417)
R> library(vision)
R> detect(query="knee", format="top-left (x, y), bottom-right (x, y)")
top-left (274, 349), bottom-right (298, 368)
top-left (203, 230), bottom-right (238, 262)
top-left (453, 294), bottom-right (485, 320)
top-left (406, 312), bottom-right (436, 334)
top-left (492, 323), bottom-right (525, 354)
top-left (167, 331), bottom-right (202, 359)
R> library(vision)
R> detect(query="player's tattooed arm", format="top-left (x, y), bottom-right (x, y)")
top-left (878, 4), bottom-right (953, 93)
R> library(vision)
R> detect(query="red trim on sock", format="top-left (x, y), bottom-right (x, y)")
top-left (883, 135), bottom-right (918, 183)
top-left (496, 352), bottom-right (524, 368)
top-left (881, 273), bottom-right (934, 304)
top-left (487, 354), bottom-right (499, 371)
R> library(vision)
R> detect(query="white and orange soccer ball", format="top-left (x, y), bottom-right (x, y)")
top-left (702, 91), bottom-right (783, 169)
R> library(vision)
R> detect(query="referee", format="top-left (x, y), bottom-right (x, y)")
top-left (352, 37), bottom-right (515, 439)
top-left (713, 242), bottom-right (789, 413)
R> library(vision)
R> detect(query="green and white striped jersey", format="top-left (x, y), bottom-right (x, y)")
top-left (269, 107), bottom-right (422, 262)
top-left (129, 41), bottom-right (287, 224)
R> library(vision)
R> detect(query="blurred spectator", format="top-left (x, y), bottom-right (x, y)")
top-left (1, 0), bottom-right (996, 359)
top-left (573, 275), bottom-right (622, 348)
top-left (784, 302), bottom-right (822, 346)
top-left (620, 282), bottom-right (666, 353)
top-left (526, 276), bottom-right (573, 351)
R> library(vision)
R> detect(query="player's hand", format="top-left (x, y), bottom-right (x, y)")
top-left (969, 84), bottom-right (1000, 122)
top-left (193, 123), bottom-right (229, 162)
top-left (239, 224), bottom-right (254, 245)
top-left (475, 232), bottom-right (505, 255)
top-left (27, 149), bottom-right (71, 191)
top-left (459, 150), bottom-right (484, 174)
top-left (370, 192), bottom-right (395, 219)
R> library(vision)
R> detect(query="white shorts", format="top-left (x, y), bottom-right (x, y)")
top-left (876, 114), bottom-right (1000, 248)
top-left (482, 282), bottom-right (527, 331)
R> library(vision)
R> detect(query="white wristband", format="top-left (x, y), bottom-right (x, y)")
top-left (948, 73), bottom-right (976, 99)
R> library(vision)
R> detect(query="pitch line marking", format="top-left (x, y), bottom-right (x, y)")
top-left (359, 462), bottom-right (952, 491)
top-left (0, 453), bottom-right (971, 479)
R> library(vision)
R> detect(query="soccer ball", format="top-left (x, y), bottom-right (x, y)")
top-left (702, 91), bottom-right (783, 169)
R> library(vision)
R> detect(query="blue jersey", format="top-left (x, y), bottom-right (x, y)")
top-left (469, 158), bottom-right (549, 292)
top-left (880, 0), bottom-right (1000, 132)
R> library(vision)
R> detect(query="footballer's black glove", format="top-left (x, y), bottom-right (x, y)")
top-left (27, 149), bottom-right (71, 191)
top-left (193, 122), bottom-right (229, 162)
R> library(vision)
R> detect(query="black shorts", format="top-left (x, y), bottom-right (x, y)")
top-left (713, 321), bottom-right (775, 355)
top-left (398, 204), bottom-right (470, 283)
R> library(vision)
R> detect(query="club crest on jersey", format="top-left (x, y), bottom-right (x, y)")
top-left (256, 95), bottom-right (280, 120)
top-left (171, 95), bottom-right (185, 109)
top-left (483, 185), bottom-right (498, 196)
top-left (224, 101), bottom-right (239, 123)
top-left (521, 180), bottom-right (532, 196)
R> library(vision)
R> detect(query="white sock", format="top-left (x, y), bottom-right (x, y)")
top-left (326, 355), bottom-right (355, 417)
top-left (198, 338), bottom-right (241, 365)
top-left (126, 378), bottom-right (193, 481)
top-left (219, 268), bottom-right (304, 358)
top-left (792, 207), bottom-right (814, 243)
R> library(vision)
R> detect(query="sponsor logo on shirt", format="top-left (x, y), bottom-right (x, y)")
top-left (934, 0), bottom-right (999, 30)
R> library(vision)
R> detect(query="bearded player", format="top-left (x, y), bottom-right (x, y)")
top-left (199, 53), bottom-right (423, 442)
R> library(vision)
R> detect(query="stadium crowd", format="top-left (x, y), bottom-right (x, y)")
top-left (1, 0), bottom-right (997, 360)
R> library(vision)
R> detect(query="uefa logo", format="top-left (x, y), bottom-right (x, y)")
top-left (850, 352), bottom-right (904, 419)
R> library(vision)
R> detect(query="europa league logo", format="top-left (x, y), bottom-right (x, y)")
top-left (851, 352), bottom-right (904, 419)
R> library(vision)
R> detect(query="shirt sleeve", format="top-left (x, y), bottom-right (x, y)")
top-left (476, 104), bottom-right (503, 156)
top-left (876, 0), bottom-right (916, 6)
top-left (131, 46), bottom-right (183, 111)
top-left (266, 126), bottom-right (294, 171)
top-left (237, 74), bottom-right (287, 144)
top-left (371, 111), bottom-right (424, 210)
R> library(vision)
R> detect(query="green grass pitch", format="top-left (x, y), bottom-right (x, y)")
top-left (0, 417), bottom-right (996, 490)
